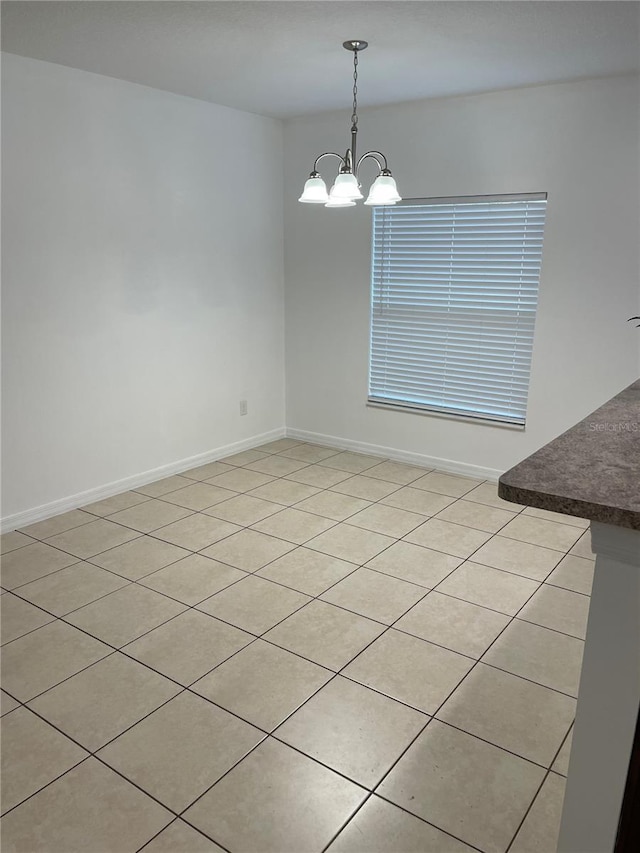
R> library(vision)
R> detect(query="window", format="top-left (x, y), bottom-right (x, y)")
top-left (369, 193), bottom-right (547, 426)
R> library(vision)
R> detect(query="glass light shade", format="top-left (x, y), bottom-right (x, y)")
top-left (298, 176), bottom-right (329, 203)
top-left (325, 197), bottom-right (357, 208)
top-left (364, 175), bottom-right (402, 205)
top-left (329, 172), bottom-right (363, 200)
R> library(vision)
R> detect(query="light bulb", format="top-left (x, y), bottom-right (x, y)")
top-left (298, 176), bottom-right (329, 203)
top-left (364, 174), bottom-right (402, 205)
top-left (325, 197), bottom-right (357, 208)
top-left (329, 173), bottom-right (363, 201)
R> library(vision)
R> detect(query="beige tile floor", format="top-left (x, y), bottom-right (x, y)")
top-left (0, 439), bottom-right (594, 853)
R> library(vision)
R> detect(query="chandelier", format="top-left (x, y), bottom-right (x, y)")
top-left (298, 40), bottom-right (402, 208)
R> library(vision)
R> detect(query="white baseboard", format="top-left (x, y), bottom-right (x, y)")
top-left (1, 428), bottom-right (285, 534)
top-left (285, 427), bottom-right (502, 482)
top-left (2, 426), bottom-right (501, 534)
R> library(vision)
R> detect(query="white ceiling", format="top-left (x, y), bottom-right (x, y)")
top-left (2, 1), bottom-right (638, 118)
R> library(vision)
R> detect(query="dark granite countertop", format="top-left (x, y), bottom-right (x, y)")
top-left (499, 379), bottom-right (640, 530)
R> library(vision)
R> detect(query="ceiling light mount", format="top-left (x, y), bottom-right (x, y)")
top-left (298, 40), bottom-right (401, 208)
top-left (342, 40), bottom-right (368, 52)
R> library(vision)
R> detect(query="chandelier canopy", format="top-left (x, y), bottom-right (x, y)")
top-left (298, 41), bottom-right (401, 208)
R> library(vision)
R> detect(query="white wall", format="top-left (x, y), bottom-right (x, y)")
top-left (284, 75), bottom-right (640, 476)
top-left (1, 54), bottom-right (285, 522)
top-left (3, 64), bottom-right (639, 525)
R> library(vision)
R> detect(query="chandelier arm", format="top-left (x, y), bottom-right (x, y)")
top-left (312, 152), bottom-right (347, 173)
top-left (355, 151), bottom-right (388, 176)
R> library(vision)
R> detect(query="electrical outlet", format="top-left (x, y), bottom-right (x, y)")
top-left (239, 400), bottom-right (248, 416)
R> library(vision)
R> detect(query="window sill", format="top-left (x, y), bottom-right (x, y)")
top-left (366, 399), bottom-right (526, 431)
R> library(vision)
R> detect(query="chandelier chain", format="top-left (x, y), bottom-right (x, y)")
top-left (351, 50), bottom-right (358, 130)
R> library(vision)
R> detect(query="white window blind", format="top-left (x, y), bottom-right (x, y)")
top-left (369, 193), bottom-right (547, 426)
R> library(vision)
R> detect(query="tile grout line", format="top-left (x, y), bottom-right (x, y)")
top-left (0, 752), bottom-right (94, 821)
top-left (312, 507), bottom-right (538, 851)
top-left (3, 447), bottom-right (566, 595)
top-left (314, 504), bottom-right (582, 846)
top-left (0, 622), bottom-right (577, 840)
top-left (504, 762), bottom-right (570, 853)
top-left (4, 516), bottom-right (403, 820)
top-left (3, 451), bottom-right (582, 725)
top-left (4, 555), bottom-right (573, 817)
top-left (508, 724), bottom-right (572, 853)
top-left (3, 679), bottom-right (262, 839)
top-left (2, 455), bottom-right (583, 719)
top-left (3, 455), bottom-right (485, 646)
top-left (134, 815), bottom-right (234, 853)
top-left (1, 443), bottom-right (588, 851)
top-left (177, 491), bottom-right (577, 844)
top-left (5, 459), bottom-right (582, 601)
top-left (0, 466), bottom-right (490, 834)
